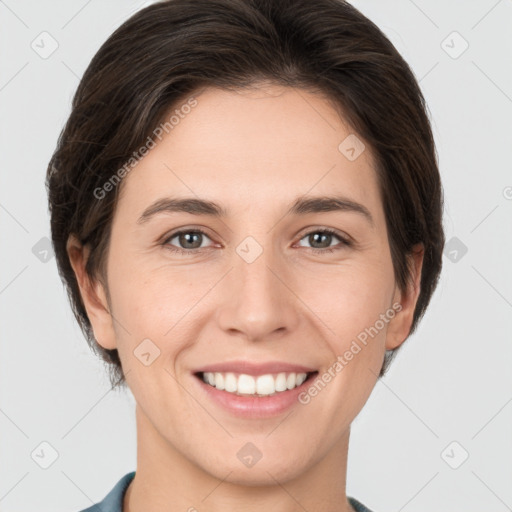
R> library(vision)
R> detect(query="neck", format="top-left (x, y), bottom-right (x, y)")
top-left (124, 405), bottom-right (356, 512)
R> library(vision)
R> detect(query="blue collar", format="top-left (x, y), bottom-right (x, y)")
top-left (78, 471), bottom-right (135, 512)
top-left (78, 471), bottom-right (374, 512)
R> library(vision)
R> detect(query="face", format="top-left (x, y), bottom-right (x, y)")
top-left (70, 84), bottom-right (422, 485)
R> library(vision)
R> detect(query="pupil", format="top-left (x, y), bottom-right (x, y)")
top-left (180, 232), bottom-right (201, 249)
top-left (311, 232), bottom-right (331, 248)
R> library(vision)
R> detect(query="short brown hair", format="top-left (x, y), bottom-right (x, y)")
top-left (46, 0), bottom-right (445, 389)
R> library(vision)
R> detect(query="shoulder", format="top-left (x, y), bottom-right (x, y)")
top-left (76, 471), bottom-right (135, 512)
top-left (348, 496), bottom-right (376, 512)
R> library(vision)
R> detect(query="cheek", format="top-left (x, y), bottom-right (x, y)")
top-left (298, 258), bottom-right (395, 345)
top-left (108, 229), bottom-right (395, 359)
top-left (297, 263), bottom-right (395, 422)
top-left (107, 269), bottom-right (200, 403)
top-left (105, 251), bottom-right (203, 365)
top-left (108, 236), bottom-right (204, 325)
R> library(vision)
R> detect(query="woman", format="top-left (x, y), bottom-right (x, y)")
top-left (46, 1), bottom-right (444, 511)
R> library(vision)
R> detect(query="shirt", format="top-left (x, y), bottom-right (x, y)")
top-left (78, 471), bottom-right (375, 512)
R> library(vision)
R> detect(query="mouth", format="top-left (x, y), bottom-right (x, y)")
top-left (191, 360), bottom-right (320, 418)
top-left (194, 370), bottom-right (318, 397)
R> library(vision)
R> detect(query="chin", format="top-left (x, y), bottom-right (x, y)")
top-left (198, 449), bottom-right (312, 487)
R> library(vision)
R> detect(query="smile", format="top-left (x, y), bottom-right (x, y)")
top-left (197, 371), bottom-right (316, 397)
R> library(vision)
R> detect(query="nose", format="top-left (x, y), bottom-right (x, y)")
top-left (215, 242), bottom-right (300, 342)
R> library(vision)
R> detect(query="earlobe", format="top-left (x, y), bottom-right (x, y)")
top-left (66, 234), bottom-right (117, 350)
top-left (385, 243), bottom-right (424, 351)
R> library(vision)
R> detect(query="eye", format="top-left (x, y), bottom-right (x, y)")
top-left (163, 228), bottom-right (215, 255)
top-left (296, 228), bottom-right (351, 253)
top-left (161, 227), bottom-right (352, 256)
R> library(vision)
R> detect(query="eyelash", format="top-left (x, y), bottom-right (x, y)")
top-left (162, 227), bottom-right (352, 256)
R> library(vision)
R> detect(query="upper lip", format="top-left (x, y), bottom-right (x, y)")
top-left (193, 360), bottom-right (317, 377)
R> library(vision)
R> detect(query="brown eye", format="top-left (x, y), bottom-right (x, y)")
top-left (307, 232), bottom-right (334, 249)
top-left (297, 229), bottom-right (351, 252)
top-left (176, 231), bottom-right (204, 249)
top-left (163, 229), bottom-right (214, 254)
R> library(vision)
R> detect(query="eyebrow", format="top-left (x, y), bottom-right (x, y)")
top-left (137, 195), bottom-right (374, 227)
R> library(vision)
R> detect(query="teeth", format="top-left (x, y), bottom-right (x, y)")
top-left (296, 373), bottom-right (307, 386)
top-left (214, 372), bottom-right (225, 390)
top-left (275, 372), bottom-right (287, 392)
top-left (238, 374), bottom-right (255, 394)
top-left (201, 371), bottom-right (310, 396)
top-left (256, 374), bottom-right (274, 395)
top-left (225, 373), bottom-right (237, 392)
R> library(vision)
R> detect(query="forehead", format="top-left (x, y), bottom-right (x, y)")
top-left (117, 85), bottom-right (383, 223)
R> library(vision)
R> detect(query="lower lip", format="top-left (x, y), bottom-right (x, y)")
top-left (193, 373), bottom-right (317, 419)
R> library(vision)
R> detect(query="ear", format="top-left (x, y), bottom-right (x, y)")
top-left (385, 243), bottom-right (424, 350)
top-left (66, 234), bottom-right (117, 350)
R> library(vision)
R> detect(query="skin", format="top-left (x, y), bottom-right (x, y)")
top-left (68, 84), bottom-right (423, 512)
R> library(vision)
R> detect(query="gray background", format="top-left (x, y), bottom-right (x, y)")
top-left (1, 1), bottom-right (511, 511)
